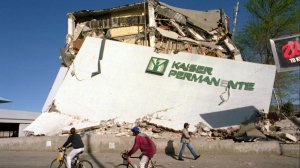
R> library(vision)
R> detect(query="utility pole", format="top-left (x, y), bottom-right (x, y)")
top-left (232, 0), bottom-right (239, 40)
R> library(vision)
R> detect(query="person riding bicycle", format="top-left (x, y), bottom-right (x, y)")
top-left (60, 127), bottom-right (84, 168)
top-left (126, 126), bottom-right (156, 168)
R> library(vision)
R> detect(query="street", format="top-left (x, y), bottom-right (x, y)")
top-left (0, 151), bottom-right (298, 168)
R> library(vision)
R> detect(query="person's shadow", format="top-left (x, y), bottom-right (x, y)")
top-left (85, 134), bottom-right (106, 168)
top-left (165, 140), bottom-right (177, 160)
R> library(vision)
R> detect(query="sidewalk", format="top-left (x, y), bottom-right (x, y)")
top-left (0, 151), bottom-right (299, 168)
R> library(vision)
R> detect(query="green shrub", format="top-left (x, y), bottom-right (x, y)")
top-left (281, 101), bottom-right (294, 117)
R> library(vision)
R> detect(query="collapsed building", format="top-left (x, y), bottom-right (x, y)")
top-left (25, 0), bottom-right (277, 136)
top-left (60, 0), bottom-right (243, 62)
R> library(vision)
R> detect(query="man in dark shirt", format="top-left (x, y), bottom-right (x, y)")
top-left (127, 127), bottom-right (156, 168)
top-left (61, 127), bottom-right (84, 168)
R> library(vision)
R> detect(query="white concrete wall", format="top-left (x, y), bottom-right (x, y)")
top-left (0, 136), bottom-right (284, 155)
top-left (19, 124), bottom-right (30, 137)
top-left (28, 37), bottom-right (276, 135)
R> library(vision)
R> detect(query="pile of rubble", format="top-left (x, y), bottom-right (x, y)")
top-left (193, 114), bottom-right (300, 143)
top-left (67, 119), bottom-right (182, 139)
top-left (61, 0), bottom-right (242, 67)
top-left (67, 113), bottom-right (299, 144)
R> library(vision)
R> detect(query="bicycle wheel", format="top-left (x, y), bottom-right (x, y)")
top-left (50, 159), bottom-right (67, 168)
top-left (78, 160), bottom-right (93, 168)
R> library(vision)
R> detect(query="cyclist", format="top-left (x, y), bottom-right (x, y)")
top-left (60, 127), bottom-right (84, 168)
top-left (126, 126), bottom-right (156, 168)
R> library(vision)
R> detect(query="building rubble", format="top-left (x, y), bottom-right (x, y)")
top-left (61, 0), bottom-right (242, 68)
top-left (57, 112), bottom-right (299, 144)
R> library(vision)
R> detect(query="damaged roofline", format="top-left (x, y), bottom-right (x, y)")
top-left (63, 0), bottom-right (243, 67)
top-left (68, 2), bottom-right (146, 22)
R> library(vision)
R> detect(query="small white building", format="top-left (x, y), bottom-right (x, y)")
top-left (0, 109), bottom-right (40, 137)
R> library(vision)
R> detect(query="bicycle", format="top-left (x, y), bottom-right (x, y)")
top-left (115, 151), bottom-right (164, 168)
top-left (50, 148), bottom-right (93, 168)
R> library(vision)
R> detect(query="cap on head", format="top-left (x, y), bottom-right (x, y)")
top-left (131, 126), bottom-right (140, 134)
top-left (70, 127), bottom-right (76, 134)
top-left (184, 123), bottom-right (189, 128)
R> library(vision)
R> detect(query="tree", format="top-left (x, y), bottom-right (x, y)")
top-left (281, 101), bottom-right (294, 116)
top-left (234, 0), bottom-right (300, 108)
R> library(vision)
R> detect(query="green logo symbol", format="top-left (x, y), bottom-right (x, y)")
top-left (146, 57), bottom-right (169, 75)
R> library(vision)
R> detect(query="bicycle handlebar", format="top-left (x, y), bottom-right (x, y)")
top-left (58, 147), bottom-right (66, 152)
top-left (121, 151), bottom-right (141, 160)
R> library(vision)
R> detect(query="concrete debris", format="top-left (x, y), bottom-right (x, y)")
top-left (60, 0), bottom-right (242, 67)
top-left (281, 133), bottom-right (297, 142)
top-left (232, 116), bottom-right (300, 143)
top-left (60, 115), bottom-right (299, 144)
top-left (28, 106), bottom-right (299, 144)
top-left (233, 123), bottom-right (267, 142)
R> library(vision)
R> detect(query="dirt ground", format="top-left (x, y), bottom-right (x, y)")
top-left (0, 151), bottom-right (298, 168)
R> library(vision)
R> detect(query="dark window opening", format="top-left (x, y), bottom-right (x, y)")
top-left (0, 123), bottom-right (19, 138)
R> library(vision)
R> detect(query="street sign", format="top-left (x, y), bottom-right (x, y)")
top-left (270, 34), bottom-right (300, 72)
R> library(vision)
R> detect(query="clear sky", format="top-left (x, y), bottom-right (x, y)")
top-left (0, 0), bottom-right (249, 112)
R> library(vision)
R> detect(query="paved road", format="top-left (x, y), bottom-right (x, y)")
top-left (0, 151), bottom-right (298, 168)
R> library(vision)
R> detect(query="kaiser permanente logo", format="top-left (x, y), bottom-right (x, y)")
top-left (146, 57), bottom-right (169, 75)
top-left (146, 57), bottom-right (255, 91)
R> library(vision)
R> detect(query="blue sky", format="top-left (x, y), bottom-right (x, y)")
top-left (0, 0), bottom-right (249, 112)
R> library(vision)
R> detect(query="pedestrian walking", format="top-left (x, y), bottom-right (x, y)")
top-left (178, 123), bottom-right (200, 161)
